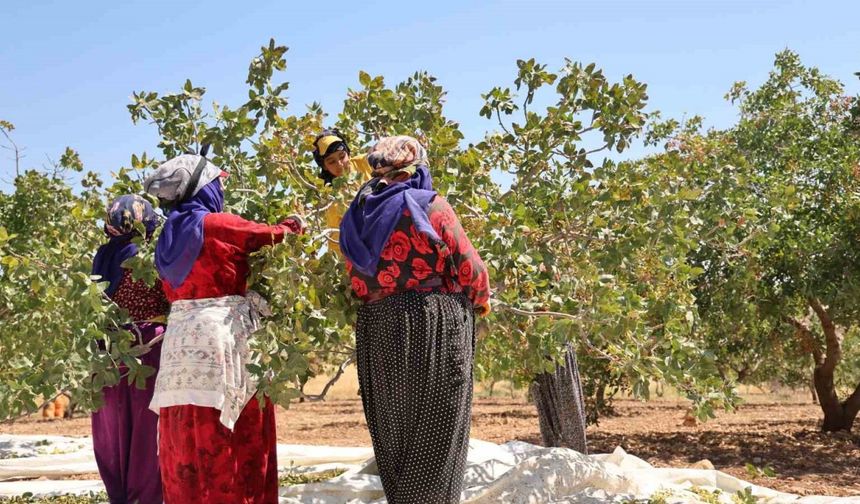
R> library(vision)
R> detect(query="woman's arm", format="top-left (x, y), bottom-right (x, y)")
top-left (205, 213), bottom-right (303, 253)
top-left (428, 197), bottom-right (491, 315)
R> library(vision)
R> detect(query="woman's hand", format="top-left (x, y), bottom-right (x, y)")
top-left (282, 214), bottom-right (306, 235)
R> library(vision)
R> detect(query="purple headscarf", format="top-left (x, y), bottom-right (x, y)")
top-left (92, 195), bottom-right (158, 297)
top-left (339, 165), bottom-right (440, 276)
top-left (155, 178), bottom-right (224, 289)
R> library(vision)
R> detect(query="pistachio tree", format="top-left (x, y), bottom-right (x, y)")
top-left (0, 121), bottom-right (142, 419)
top-left (471, 58), bottom-right (739, 444)
top-left (681, 51), bottom-right (860, 431)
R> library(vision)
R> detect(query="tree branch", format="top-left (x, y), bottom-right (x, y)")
top-left (491, 299), bottom-right (616, 361)
top-left (495, 107), bottom-right (514, 138)
top-left (784, 315), bottom-right (823, 366)
top-left (312, 228), bottom-right (339, 243)
top-left (585, 143), bottom-right (611, 156)
top-left (308, 200), bottom-right (335, 218)
top-left (578, 125), bottom-right (598, 136)
top-left (139, 333), bottom-right (163, 350)
top-left (7, 250), bottom-right (51, 270)
top-left (140, 105), bottom-right (167, 142)
top-left (182, 100), bottom-right (200, 152)
top-left (287, 160), bottom-right (318, 191)
top-left (461, 202), bottom-right (484, 219)
top-left (0, 126), bottom-right (22, 178)
top-left (302, 354), bottom-right (354, 401)
top-left (808, 298), bottom-right (841, 376)
top-left (493, 301), bottom-right (576, 320)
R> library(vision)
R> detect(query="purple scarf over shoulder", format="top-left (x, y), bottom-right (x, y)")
top-left (92, 195), bottom-right (158, 297)
top-left (155, 179), bottom-right (224, 289)
top-left (340, 165), bottom-right (440, 276)
top-left (92, 237), bottom-right (139, 297)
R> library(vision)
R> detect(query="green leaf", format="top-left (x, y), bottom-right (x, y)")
top-left (359, 71), bottom-right (371, 87)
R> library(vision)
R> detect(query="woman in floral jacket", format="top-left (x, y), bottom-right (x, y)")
top-left (339, 136), bottom-right (489, 504)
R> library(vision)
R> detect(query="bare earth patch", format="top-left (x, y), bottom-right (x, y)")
top-left (3, 394), bottom-right (858, 497)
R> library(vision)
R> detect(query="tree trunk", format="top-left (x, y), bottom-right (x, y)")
top-left (815, 370), bottom-right (860, 432)
top-left (844, 385), bottom-right (860, 431)
top-left (809, 378), bottom-right (818, 405)
top-left (806, 299), bottom-right (860, 432)
top-left (595, 380), bottom-right (606, 413)
top-left (530, 343), bottom-right (588, 453)
top-left (297, 377), bottom-right (309, 403)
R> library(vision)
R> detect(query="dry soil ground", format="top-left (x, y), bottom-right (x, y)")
top-left (3, 370), bottom-right (858, 497)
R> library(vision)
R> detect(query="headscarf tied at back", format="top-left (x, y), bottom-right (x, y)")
top-left (144, 154), bottom-right (225, 289)
top-left (91, 195), bottom-right (158, 297)
top-left (366, 135), bottom-right (428, 177)
top-left (340, 136), bottom-right (440, 276)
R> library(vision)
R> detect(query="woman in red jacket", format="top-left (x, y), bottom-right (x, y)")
top-left (144, 153), bottom-right (303, 504)
top-left (340, 136), bottom-right (490, 504)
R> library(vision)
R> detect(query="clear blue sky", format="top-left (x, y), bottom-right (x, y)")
top-left (2, 0), bottom-right (858, 186)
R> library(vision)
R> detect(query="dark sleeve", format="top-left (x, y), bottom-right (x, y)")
top-left (428, 197), bottom-right (491, 314)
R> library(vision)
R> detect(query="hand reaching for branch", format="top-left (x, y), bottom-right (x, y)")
top-left (283, 214), bottom-right (306, 235)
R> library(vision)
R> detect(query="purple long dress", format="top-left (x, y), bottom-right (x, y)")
top-left (91, 269), bottom-right (168, 504)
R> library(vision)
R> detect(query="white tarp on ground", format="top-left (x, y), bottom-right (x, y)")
top-left (1, 435), bottom-right (857, 503)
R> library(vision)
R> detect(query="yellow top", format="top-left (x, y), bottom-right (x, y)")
top-left (325, 201), bottom-right (343, 231)
top-left (350, 154), bottom-right (373, 178)
top-left (324, 154), bottom-right (374, 249)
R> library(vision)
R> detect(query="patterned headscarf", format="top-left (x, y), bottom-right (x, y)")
top-left (340, 136), bottom-right (440, 276)
top-left (104, 194), bottom-right (158, 238)
top-left (92, 195), bottom-right (158, 297)
top-left (366, 135), bottom-right (428, 177)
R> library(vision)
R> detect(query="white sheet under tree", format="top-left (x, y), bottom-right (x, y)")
top-left (0, 435), bottom-right (856, 503)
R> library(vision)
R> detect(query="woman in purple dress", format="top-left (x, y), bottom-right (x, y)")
top-left (90, 194), bottom-right (167, 504)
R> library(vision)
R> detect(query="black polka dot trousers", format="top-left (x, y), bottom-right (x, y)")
top-left (356, 291), bottom-right (475, 504)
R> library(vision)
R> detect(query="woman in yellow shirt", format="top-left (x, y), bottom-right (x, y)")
top-left (314, 129), bottom-right (374, 233)
top-left (313, 129), bottom-right (372, 184)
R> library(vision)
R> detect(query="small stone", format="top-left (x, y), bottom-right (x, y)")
top-left (690, 459), bottom-right (715, 470)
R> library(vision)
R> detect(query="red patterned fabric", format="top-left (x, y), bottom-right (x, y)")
top-left (158, 397), bottom-right (278, 504)
top-left (346, 196), bottom-right (490, 310)
top-left (163, 212), bottom-right (298, 301)
top-left (111, 269), bottom-right (169, 321)
top-left (159, 212), bottom-right (298, 503)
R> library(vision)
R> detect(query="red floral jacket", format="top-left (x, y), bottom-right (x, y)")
top-left (345, 196), bottom-right (490, 314)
